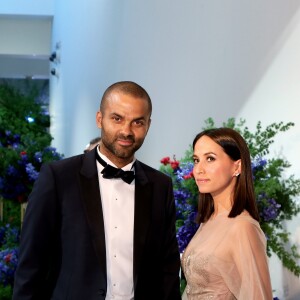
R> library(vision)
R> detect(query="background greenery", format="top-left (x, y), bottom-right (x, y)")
top-left (160, 117), bottom-right (300, 282)
top-left (0, 82), bottom-right (63, 299)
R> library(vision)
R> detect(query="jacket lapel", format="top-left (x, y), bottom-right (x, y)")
top-left (133, 161), bottom-right (152, 288)
top-left (79, 149), bottom-right (107, 285)
top-left (79, 154), bottom-right (152, 290)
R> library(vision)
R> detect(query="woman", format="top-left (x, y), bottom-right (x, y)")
top-left (181, 128), bottom-right (273, 299)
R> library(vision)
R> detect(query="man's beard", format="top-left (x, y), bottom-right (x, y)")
top-left (101, 135), bottom-right (144, 159)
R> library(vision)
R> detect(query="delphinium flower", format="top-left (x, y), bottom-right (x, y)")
top-left (160, 157), bottom-right (199, 253)
top-left (1, 131), bottom-right (20, 148)
top-left (260, 198), bottom-right (281, 222)
top-left (0, 225), bottom-right (20, 286)
top-left (0, 224), bottom-right (20, 248)
top-left (34, 151), bottom-right (43, 163)
top-left (0, 248), bottom-right (18, 286)
top-left (175, 162), bottom-right (194, 181)
top-left (176, 209), bottom-right (198, 253)
top-left (251, 157), bottom-right (267, 180)
top-left (160, 118), bottom-right (300, 280)
top-left (0, 146), bottom-right (63, 203)
top-left (44, 146), bottom-right (64, 161)
top-left (25, 163), bottom-right (39, 181)
top-left (6, 166), bottom-right (19, 178)
top-left (174, 190), bottom-right (191, 220)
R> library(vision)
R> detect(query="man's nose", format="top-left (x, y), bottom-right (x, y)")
top-left (120, 122), bottom-right (132, 136)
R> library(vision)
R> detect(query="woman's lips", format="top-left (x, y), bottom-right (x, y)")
top-left (196, 178), bottom-right (210, 184)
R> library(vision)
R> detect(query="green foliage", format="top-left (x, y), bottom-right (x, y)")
top-left (0, 82), bottom-right (63, 298)
top-left (0, 83), bottom-right (63, 203)
top-left (0, 285), bottom-right (13, 300)
top-left (1, 200), bottom-right (21, 226)
top-left (162, 117), bottom-right (300, 277)
top-left (207, 118), bottom-right (300, 275)
top-left (0, 83), bottom-right (51, 142)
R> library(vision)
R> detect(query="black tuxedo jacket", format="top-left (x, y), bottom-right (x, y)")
top-left (13, 149), bottom-right (181, 300)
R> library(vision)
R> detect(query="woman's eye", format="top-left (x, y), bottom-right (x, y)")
top-left (193, 158), bottom-right (199, 164)
top-left (207, 156), bottom-right (215, 162)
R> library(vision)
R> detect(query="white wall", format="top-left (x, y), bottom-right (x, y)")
top-left (0, 14), bottom-right (52, 79)
top-left (236, 7), bottom-right (300, 299)
top-left (49, 0), bottom-right (300, 298)
top-left (0, 17), bottom-right (52, 55)
top-left (0, 0), bottom-right (53, 16)
top-left (50, 1), bottom-right (124, 155)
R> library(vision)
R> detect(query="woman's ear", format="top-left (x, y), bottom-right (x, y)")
top-left (233, 159), bottom-right (242, 177)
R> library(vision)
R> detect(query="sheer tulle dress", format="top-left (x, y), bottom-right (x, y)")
top-left (181, 210), bottom-right (273, 300)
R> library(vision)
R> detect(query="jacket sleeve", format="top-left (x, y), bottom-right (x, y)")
top-left (13, 163), bottom-right (61, 300)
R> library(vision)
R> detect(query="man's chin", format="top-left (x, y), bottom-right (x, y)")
top-left (115, 148), bottom-right (135, 160)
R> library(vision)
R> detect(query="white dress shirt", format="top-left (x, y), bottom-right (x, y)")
top-left (96, 149), bottom-right (135, 300)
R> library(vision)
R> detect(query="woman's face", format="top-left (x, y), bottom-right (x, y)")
top-left (192, 135), bottom-right (240, 200)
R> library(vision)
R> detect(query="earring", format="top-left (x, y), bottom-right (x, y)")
top-left (235, 173), bottom-right (240, 177)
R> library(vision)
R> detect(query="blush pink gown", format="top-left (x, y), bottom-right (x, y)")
top-left (181, 210), bottom-right (273, 300)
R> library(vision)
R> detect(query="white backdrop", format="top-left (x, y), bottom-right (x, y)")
top-left (47, 1), bottom-right (300, 298)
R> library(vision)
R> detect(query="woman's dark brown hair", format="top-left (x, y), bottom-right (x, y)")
top-left (193, 128), bottom-right (259, 223)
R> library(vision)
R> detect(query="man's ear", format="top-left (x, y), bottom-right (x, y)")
top-left (96, 111), bottom-right (102, 129)
top-left (147, 118), bottom-right (152, 132)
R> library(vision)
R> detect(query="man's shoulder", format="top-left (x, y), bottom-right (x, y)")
top-left (136, 160), bottom-right (171, 181)
top-left (45, 153), bottom-right (84, 170)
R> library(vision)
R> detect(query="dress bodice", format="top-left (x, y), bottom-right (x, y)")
top-left (181, 211), bottom-right (272, 300)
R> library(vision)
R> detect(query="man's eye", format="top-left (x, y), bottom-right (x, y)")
top-left (134, 120), bottom-right (144, 126)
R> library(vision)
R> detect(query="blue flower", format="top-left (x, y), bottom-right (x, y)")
top-left (261, 198), bottom-right (281, 222)
top-left (34, 151), bottom-right (43, 163)
top-left (160, 119), bottom-right (300, 277)
top-left (25, 163), bottom-right (39, 181)
top-left (0, 146), bottom-right (62, 202)
top-left (0, 248), bottom-right (19, 286)
top-left (175, 162), bottom-right (194, 181)
top-left (0, 177), bottom-right (4, 189)
top-left (251, 157), bottom-right (267, 179)
top-left (177, 222), bottom-right (198, 253)
top-left (12, 142), bottom-right (20, 149)
top-left (5, 130), bottom-right (11, 137)
top-left (44, 146), bottom-right (64, 160)
top-left (7, 165), bottom-right (18, 177)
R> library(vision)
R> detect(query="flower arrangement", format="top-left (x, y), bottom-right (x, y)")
top-left (0, 83), bottom-right (63, 204)
top-left (0, 224), bottom-right (20, 300)
top-left (160, 118), bottom-right (300, 277)
top-left (0, 82), bottom-right (64, 298)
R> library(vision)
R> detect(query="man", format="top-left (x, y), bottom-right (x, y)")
top-left (13, 81), bottom-right (181, 300)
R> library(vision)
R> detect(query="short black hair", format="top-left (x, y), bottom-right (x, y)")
top-left (100, 81), bottom-right (152, 115)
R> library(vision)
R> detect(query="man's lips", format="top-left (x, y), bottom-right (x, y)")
top-left (117, 139), bottom-right (134, 146)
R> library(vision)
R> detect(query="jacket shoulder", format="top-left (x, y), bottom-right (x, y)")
top-left (136, 160), bottom-right (172, 182)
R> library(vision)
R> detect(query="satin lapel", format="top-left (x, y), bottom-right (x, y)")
top-left (133, 161), bottom-right (152, 288)
top-left (79, 149), bottom-right (107, 285)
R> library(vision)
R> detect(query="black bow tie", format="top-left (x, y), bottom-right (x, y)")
top-left (96, 151), bottom-right (135, 184)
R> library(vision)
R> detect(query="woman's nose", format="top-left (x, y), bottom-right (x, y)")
top-left (194, 163), bottom-right (204, 174)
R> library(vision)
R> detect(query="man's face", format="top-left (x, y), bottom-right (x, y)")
top-left (96, 92), bottom-right (151, 167)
